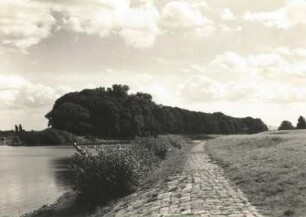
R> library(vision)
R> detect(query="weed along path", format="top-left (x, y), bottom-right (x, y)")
top-left (104, 142), bottom-right (264, 217)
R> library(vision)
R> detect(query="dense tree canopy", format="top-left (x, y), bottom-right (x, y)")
top-left (278, 120), bottom-right (294, 130)
top-left (297, 116), bottom-right (306, 129)
top-left (46, 85), bottom-right (268, 138)
top-left (46, 102), bottom-right (91, 135)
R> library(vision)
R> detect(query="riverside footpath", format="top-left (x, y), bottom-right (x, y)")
top-left (104, 142), bottom-right (264, 217)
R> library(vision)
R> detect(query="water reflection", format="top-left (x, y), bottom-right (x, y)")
top-left (51, 157), bottom-right (73, 189)
top-left (0, 146), bottom-right (75, 217)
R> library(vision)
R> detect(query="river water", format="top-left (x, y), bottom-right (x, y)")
top-left (0, 144), bottom-right (76, 217)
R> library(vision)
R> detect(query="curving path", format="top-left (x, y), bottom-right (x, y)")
top-left (104, 142), bottom-right (264, 217)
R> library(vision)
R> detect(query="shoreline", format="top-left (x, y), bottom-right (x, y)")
top-left (21, 137), bottom-right (194, 217)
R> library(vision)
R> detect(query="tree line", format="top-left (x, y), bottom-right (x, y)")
top-left (278, 116), bottom-right (306, 130)
top-left (11, 123), bottom-right (80, 146)
top-left (46, 84), bottom-right (268, 139)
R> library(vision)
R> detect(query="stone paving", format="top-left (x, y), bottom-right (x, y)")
top-left (104, 142), bottom-right (264, 217)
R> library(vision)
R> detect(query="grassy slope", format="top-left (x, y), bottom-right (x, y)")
top-left (206, 130), bottom-right (306, 217)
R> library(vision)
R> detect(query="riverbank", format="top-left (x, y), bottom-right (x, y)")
top-left (99, 142), bottom-right (264, 217)
top-left (21, 135), bottom-right (192, 217)
top-left (206, 130), bottom-right (306, 217)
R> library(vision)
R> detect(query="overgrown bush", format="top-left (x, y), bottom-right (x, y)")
top-left (69, 143), bottom-right (157, 205)
top-left (135, 135), bottom-right (187, 159)
top-left (134, 137), bottom-right (169, 160)
top-left (69, 136), bottom-right (189, 205)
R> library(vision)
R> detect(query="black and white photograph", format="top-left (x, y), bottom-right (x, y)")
top-left (0, 0), bottom-right (306, 216)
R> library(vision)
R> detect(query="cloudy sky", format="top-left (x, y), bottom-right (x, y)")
top-left (1, 0), bottom-right (306, 130)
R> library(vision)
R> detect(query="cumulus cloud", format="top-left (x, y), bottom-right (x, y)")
top-left (0, 0), bottom-right (243, 50)
top-left (0, 0), bottom-right (161, 50)
top-left (180, 48), bottom-right (306, 103)
top-left (55, 0), bottom-right (127, 35)
top-left (0, 0), bottom-right (250, 55)
top-left (160, 1), bottom-right (209, 28)
top-left (179, 75), bottom-right (222, 102)
top-left (220, 8), bottom-right (235, 20)
top-left (0, 0), bottom-right (55, 50)
top-left (244, 0), bottom-right (306, 28)
top-left (0, 74), bottom-right (69, 129)
top-left (54, 0), bottom-right (160, 49)
top-left (119, 4), bottom-right (160, 48)
top-left (0, 74), bottom-right (65, 109)
top-left (205, 49), bottom-right (306, 82)
top-left (158, 1), bottom-right (216, 37)
top-left (55, 0), bottom-right (214, 47)
top-left (220, 25), bottom-right (242, 32)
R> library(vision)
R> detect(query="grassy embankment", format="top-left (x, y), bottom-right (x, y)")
top-left (206, 130), bottom-right (306, 217)
top-left (22, 135), bottom-right (193, 217)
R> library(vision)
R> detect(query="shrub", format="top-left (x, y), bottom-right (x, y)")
top-left (278, 120), bottom-right (294, 131)
top-left (69, 143), bottom-right (157, 205)
top-left (135, 135), bottom-right (190, 160)
top-left (135, 137), bottom-right (169, 160)
top-left (19, 131), bottom-right (42, 145)
top-left (68, 136), bottom-right (189, 205)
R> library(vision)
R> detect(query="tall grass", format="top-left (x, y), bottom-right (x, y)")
top-left (206, 130), bottom-right (306, 217)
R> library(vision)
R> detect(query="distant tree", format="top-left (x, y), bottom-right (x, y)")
top-left (18, 124), bottom-right (23, 132)
top-left (278, 121), bottom-right (294, 130)
top-left (297, 116), bottom-right (306, 129)
top-left (242, 117), bottom-right (268, 134)
top-left (14, 125), bottom-right (18, 133)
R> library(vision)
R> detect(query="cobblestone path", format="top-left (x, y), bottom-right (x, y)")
top-left (104, 142), bottom-right (264, 217)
